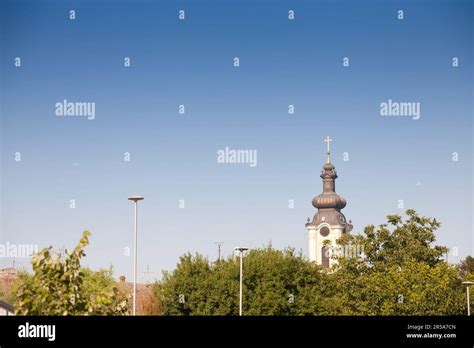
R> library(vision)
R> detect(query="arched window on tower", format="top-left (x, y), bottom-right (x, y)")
top-left (321, 246), bottom-right (330, 268)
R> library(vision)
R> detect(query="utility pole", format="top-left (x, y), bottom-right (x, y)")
top-left (235, 247), bottom-right (249, 316)
top-left (462, 281), bottom-right (474, 316)
top-left (215, 242), bottom-right (224, 261)
top-left (143, 264), bottom-right (154, 284)
top-left (128, 195), bottom-right (144, 316)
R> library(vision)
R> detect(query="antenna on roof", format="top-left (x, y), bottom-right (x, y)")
top-left (214, 242), bottom-right (224, 261)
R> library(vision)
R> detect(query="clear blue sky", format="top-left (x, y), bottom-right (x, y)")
top-left (0, 0), bottom-right (472, 281)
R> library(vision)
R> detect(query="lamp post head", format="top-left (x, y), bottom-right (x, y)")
top-left (462, 281), bottom-right (474, 286)
top-left (128, 196), bottom-right (144, 202)
top-left (234, 247), bottom-right (249, 253)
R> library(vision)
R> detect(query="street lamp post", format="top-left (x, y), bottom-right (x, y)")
top-left (128, 195), bottom-right (144, 315)
top-left (462, 281), bottom-right (474, 316)
top-left (235, 247), bottom-right (249, 316)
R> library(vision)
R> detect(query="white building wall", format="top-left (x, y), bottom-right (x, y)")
top-left (307, 223), bottom-right (344, 267)
top-left (307, 226), bottom-right (317, 262)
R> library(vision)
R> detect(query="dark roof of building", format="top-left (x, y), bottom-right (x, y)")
top-left (0, 299), bottom-right (13, 312)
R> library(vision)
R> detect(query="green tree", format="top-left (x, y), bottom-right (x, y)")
top-left (156, 210), bottom-right (466, 316)
top-left (459, 256), bottom-right (474, 280)
top-left (0, 287), bottom-right (15, 304)
top-left (334, 210), bottom-right (465, 315)
top-left (157, 253), bottom-right (212, 316)
top-left (155, 247), bottom-right (339, 315)
top-left (14, 231), bottom-right (129, 315)
top-left (81, 267), bottom-right (130, 313)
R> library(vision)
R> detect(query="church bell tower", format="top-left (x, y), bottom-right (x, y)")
top-left (305, 136), bottom-right (352, 268)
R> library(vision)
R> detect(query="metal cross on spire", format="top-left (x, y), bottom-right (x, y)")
top-left (324, 136), bottom-right (332, 163)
